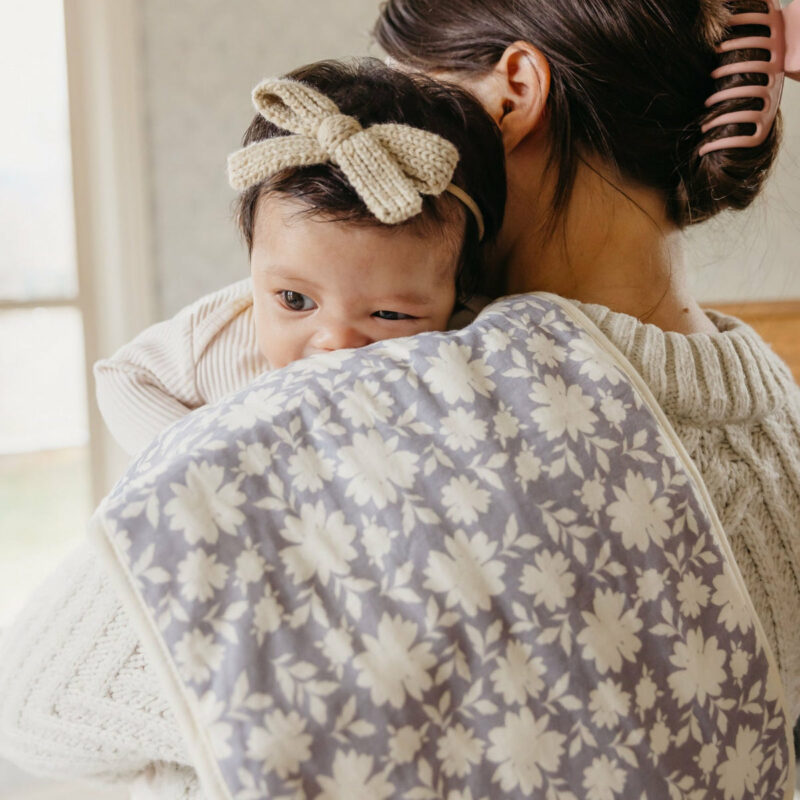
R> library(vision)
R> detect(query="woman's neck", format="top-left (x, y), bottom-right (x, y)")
top-left (496, 151), bottom-right (718, 334)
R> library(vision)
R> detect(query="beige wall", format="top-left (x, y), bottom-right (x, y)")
top-left (685, 80), bottom-right (800, 304)
top-left (139, 1), bottom-right (800, 317)
top-left (142, 0), bottom-right (382, 316)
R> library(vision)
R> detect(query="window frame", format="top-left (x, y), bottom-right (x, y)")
top-left (63, 0), bottom-right (156, 499)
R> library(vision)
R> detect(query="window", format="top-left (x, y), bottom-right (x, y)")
top-left (0, 2), bottom-right (92, 626)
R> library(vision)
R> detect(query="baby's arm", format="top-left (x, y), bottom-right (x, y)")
top-left (94, 309), bottom-right (202, 457)
top-left (94, 279), bottom-right (259, 456)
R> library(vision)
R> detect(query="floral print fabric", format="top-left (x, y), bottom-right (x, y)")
top-left (92, 294), bottom-right (792, 800)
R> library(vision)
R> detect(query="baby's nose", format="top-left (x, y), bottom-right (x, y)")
top-left (314, 321), bottom-right (372, 352)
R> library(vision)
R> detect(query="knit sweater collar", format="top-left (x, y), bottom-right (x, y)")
top-left (571, 300), bottom-right (797, 424)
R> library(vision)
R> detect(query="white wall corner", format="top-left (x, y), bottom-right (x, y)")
top-left (64, 0), bottom-right (156, 497)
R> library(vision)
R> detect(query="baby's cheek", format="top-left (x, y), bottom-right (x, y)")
top-left (252, 306), bottom-right (283, 369)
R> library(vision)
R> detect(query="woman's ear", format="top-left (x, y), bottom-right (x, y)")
top-left (468, 41), bottom-right (550, 153)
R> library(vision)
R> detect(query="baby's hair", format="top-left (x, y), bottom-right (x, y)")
top-left (234, 58), bottom-right (506, 301)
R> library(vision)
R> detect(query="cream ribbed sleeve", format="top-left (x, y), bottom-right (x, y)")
top-left (94, 280), bottom-right (483, 457)
top-left (94, 279), bottom-right (267, 456)
top-left (2, 298), bottom-right (799, 800)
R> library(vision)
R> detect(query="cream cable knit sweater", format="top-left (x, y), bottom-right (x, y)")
top-left (1, 286), bottom-right (799, 799)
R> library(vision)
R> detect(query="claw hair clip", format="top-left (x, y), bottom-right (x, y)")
top-left (700, 0), bottom-right (800, 155)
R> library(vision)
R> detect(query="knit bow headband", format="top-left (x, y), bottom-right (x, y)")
top-left (227, 78), bottom-right (485, 239)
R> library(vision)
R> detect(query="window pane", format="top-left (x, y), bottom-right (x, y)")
top-left (0, 307), bottom-right (88, 451)
top-left (0, 305), bottom-right (92, 625)
top-left (0, 446), bottom-right (91, 627)
top-left (0, 1), bottom-right (77, 301)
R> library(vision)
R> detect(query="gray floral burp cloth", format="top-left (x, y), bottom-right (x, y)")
top-left (90, 293), bottom-right (794, 800)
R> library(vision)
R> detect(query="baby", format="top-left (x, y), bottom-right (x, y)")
top-left (94, 59), bottom-right (506, 456)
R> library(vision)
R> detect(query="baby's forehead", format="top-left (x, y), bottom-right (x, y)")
top-left (254, 197), bottom-right (464, 281)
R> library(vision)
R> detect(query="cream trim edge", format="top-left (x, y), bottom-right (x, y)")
top-left (542, 290), bottom-right (796, 797)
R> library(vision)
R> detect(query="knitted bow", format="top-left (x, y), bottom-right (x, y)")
top-left (227, 78), bottom-right (461, 225)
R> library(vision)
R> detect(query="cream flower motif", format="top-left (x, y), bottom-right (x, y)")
top-left (287, 445), bottom-right (334, 492)
top-left (338, 379), bottom-right (394, 429)
top-left (582, 755), bottom-right (626, 800)
top-left (607, 471), bottom-right (673, 552)
top-left (529, 374), bottom-right (598, 441)
top-left (717, 727), bottom-right (764, 800)
top-left (487, 709), bottom-right (565, 794)
top-left (423, 529), bottom-right (505, 615)
top-left (636, 568), bottom-right (665, 602)
top-left (483, 327), bottom-right (511, 352)
top-left (599, 394), bottom-right (626, 425)
top-left (698, 741), bottom-right (719, 778)
top-left (490, 640), bottom-right (547, 705)
top-left (711, 568), bottom-right (751, 634)
top-left (174, 630), bottom-right (224, 683)
top-left (315, 750), bottom-right (394, 800)
top-left (730, 644), bottom-right (750, 681)
top-left (320, 627), bottom-right (353, 669)
top-left (246, 709), bottom-right (312, 780)
top-left (196, 692), bottom-right (233, 761)
top-left (220, 386), bottom-right (287, 431)
top-left (338, 430), bottom-right (419, 509)
top-left (361, 519), bottom-right (393, 568)
top-left (519, 549), bottom-right (576, 612)
top-left (441, 476), bottom-right (491, 525)
top-left (235, 545), bottom-right (268, 587)
top-left (440, 407), bottom-right (488, 452)
top-left (677, 572), bottom-right (710, 618)
top-left (588, 679), bottom-right (631, 729)
top-left (424, 340), bottom-right (495, 404)
top-left (166, 462), bottom-right (246, 545)
top-left (493, 403), bottom-right (520, 446)
top-left (526, 332), bottom-right (566, 367)
top-left (577, 589), bottom-right (642, 674)
top-left (279, 501), bottom-right (358, 586)
top-left (370, 336), bottom-right (416, 362)
top-left (667, 628), bottom-right (726, 706)
top-left (437, 723), bottom-right (484, 777)
top-left (388, 725), bottom-right (425, 765)
top-left (635, 670), bottom-right (659, 714)
top-left (649, 717), bottom-right (670, 756)
top-left (568, 335), bottom-right (623, 385)
top-left (580, 478), bottom-right (606, 513)
top-left (252, 584), bottom-right (284, 645)
top-left (514, 442), bottom-right (542, 489)
top-left (353, 614), bottom-right (436, 708)
top-left (237, 441), bottom-right (272, 476)
top-left (296, 348), bottom-right (357, 374)
top-left (177, 548), bottom-right (229, 602)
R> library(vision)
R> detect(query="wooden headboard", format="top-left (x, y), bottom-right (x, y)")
top-left (709, 301), bottom-right (800, 383)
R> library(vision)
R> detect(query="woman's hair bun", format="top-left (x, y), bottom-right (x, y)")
top-left (675, 0), bottom-right (782, 225)
top-left (375, 0), bottom-right (783, 229)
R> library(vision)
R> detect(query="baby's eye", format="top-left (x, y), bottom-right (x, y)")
top-left (372, 310), bottom-right (415, 321)
top-left (279, 291), bottom-right (316, 311)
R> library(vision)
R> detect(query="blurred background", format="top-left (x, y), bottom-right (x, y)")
top-left (0, 1), bottom-right (798, 798)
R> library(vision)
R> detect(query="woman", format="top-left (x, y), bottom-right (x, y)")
top-left (1, 0), bottom-right (798, 796)
top-left (374, 0), bottom-right (800, 721)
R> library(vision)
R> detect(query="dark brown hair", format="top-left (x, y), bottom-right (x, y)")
top-left (374, 0), bottom-right (781, 227)
top-left (235, 58), bottom-right (506, 300)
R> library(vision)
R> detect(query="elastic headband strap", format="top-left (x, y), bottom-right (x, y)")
top-left (445, 182), bottom-right (485, 241)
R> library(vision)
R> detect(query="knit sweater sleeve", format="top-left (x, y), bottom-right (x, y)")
top-left (0, 543), bottom-right (196, 794)
top-left (94, 279), bottom-right (262, 457)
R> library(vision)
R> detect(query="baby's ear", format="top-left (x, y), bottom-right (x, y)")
top-left (466, 41), bottom-right (551, 154)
